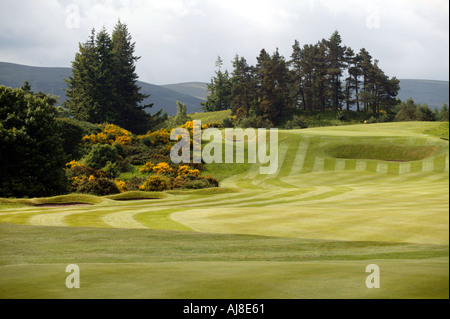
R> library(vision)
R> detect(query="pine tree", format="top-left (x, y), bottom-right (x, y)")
top-left (290, 40), bottom-right (306, 110)
top-left (325, 31), bottom-right (346, 110)
top-left (231, 55), bottom-right (256, 117)
top-left (64, 22), bottom-right (150, 133)
top-left (111, 20), bottom-right (150, 133)
top-left (313, 41), bottom-right (328, 111)
top-left (297, 43), bottom-right (316, 111)
top-left (202, 56), bottom-right (233, 112)
top-left (255, 48), bottom-right (291, 124)
top-left (358, 48), bottom-right (373, 112)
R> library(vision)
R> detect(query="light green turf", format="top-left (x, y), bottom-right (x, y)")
top-left (1, 259), bottom-right (448, 299)
top-left (0, 223), bottom-right (448, 299)
top-left (189, 109), bottom-right (232, 124)
top-left (0, 121), bottom-right (448, 298)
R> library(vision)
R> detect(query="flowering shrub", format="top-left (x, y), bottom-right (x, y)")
top-left (138, 129), bottom-right (171, 147)
top-left (82, 123), bottom-right (133, 146)
top-left (65, 160), bottom-right (119, 195)
top-left (66, 160), bottom-right (105, 179)
top-left (64, 121), bottom-right (220, 195)
top-left (139, 175), bottom-right (169, 191)
top-left (152, 162), bottom-right (173, 175)
top-left (115, 180), bottom-right (128, 193)
top-left (177, 165), bottom-right (200, 178)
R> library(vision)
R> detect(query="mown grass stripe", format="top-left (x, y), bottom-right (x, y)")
top-left (355, 160), bottom-right (366, 171)
top-left (225, 188), bottom-right (317, 207)
top-left (102, 211), bottom-right (149, 229)
top-left (335, 159), bottom-right (346, 171)
top-left (289, 138), bottom-right (309, 175)
top-left (376, 163), bottom-right (388, 174)
top-left (446, 153), bottom-right (449, 173)
top-left (277, 138), bottom-right (302, 178)
top-left (422, 158), bottom-right (435, 172)
top-left (312, 157), bottom-right (325, 172)
top-left (399, 162), bottom-right (411, 175)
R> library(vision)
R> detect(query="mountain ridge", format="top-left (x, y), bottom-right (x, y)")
top-left (0, 61), bottom-right (206, 115)
top-left (0, 61), bottom-right (448, 115)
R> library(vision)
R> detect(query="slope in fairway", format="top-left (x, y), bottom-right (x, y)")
top-left (0, 122), bottom-right (448, 299)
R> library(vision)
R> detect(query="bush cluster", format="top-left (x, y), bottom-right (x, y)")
top-left (65, 160), bottom-right (119, 196)
top-left (136, 162), bottom-right (218, 192)
top-left (63, 119), bottom-right (221, 195)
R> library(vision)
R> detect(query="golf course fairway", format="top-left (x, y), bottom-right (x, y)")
top-left (0, 122), bottom-right (448, 299)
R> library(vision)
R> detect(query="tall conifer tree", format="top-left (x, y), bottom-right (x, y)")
top-left (64, 21), bottom-right (150, 133)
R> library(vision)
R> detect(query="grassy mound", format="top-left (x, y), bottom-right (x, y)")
top-left (0, 193), bottom-right (105, 207)
top-left (423, 122), bottom-right (449, 140)
top-left (105, 191), bottom-right (168, 201)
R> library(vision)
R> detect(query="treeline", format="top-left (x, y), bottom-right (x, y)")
top-left (0, 84), bottom-right (219, 198)
top-left (203, 31), bottom-right (400, 125)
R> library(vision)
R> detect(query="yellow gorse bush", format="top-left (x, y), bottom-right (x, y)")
top-left (139, 175), bottom-right (169, 192)
top-left (153, 162), bottom-right (173, 175)
top-left (137, 128), bottom-right (171, 145)
top-left (82, 123), bottom-right (133, 146)
top-left (177, 165), bottom-right (200, 177)
top-left (115, 180), bottom-right (128, 193)
top-left (66, 160), bottom-right (85, 169)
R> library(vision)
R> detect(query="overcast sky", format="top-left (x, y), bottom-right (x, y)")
top-left (0, 0), bottom-right (448, 85)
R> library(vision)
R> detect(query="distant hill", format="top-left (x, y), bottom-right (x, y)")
top-left (397, 79), bottom-right (449, 109)
top-left (161, 82), bottom-right (208, 100)
top-left (1, 62), bottom-right (448, 114)
top-left (0, 62), bottom-right (205, 115)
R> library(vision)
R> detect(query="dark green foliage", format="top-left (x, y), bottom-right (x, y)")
top-left (237, 115), bottom-right (273, 128)
top-left (438, 103), bottom-right (449, 122)
top-left (75, 177), bottom-right (120, 196)
top-left (202, 175), bottom-right (219, 188)
top-left (416, 104), bottom-right (436, 121)
top-left (0, 86), bottom-right (68, 198)
top-left (202, 56), bottom-right (233, 112)
top-left (394, 98), bottom-right (418, 121)
top-left (285, 115), bottom-right (308, 129)
top-left (231, 55), bottom-right (256, 117)
top-left (20, 81), bottom-right (59, 107)
top-left (126, 176), bottom-right (147, 191)
top-left (147, 109), bottom-right (169, 130)
top-left (55, 118), bottom-right (85, 160)
top-left (83, 144), bottom-right (119, 170)
top-left (183, 179), bottom-right (210, 189)
top-left (393, 98), bottom-right (438, 122)
top-left (222, 30), bottom-right (400, 125)
top-left (64, 21), bottom-right (151, 134)
top-left (221, 117), bottom-right (235, 128)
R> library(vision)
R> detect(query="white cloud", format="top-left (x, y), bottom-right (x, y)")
top-left (0, 0), bottom-right (448, 83)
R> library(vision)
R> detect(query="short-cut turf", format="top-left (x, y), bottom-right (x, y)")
top-left (0, 121), bottom-right (448, 298)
